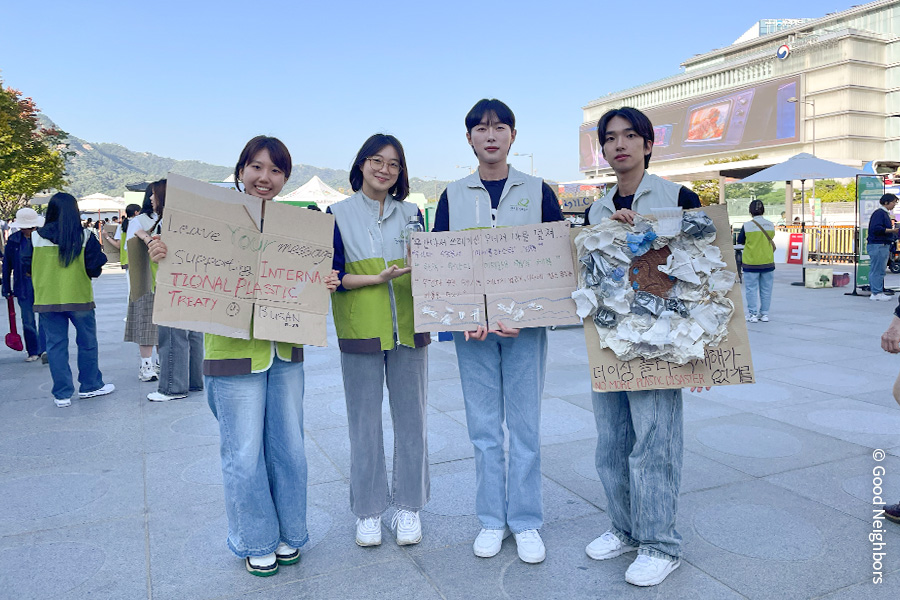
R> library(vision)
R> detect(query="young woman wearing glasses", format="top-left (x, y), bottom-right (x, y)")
top-left (328, 134), bottom-right (431, 548)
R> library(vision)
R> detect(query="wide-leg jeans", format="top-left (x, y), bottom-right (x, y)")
top-left (18, 296), bottom-right (45, 356)
top-left (206, 357), bottom-right (308, 557)
top-left (453, 327), bottom-right (547, 533)
top-left (340, 344), bottom-right (429, 518)
top-left (157, 325), bottom-right (203, 395)
top-left (592, 388), bottom-right (684, 560)
top-left (743, 270), bottom-right (774, 316)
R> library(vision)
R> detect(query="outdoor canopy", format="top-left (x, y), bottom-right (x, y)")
top-left (738, 153), bottom-right (866, 183)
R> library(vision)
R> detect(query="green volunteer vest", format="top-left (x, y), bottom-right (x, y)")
top-left (31, 229), bottom-right (94, 312)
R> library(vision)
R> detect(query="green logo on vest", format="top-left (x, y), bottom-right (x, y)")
top-left (517, 198), bottom-right (530, 207)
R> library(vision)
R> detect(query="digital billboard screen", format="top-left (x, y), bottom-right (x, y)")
top-left (580, 75), bottom-right (800, 171)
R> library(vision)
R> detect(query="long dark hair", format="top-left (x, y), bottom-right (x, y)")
top-left (120, 203), bottom-right (141, 239)
top-left (151, 179), bottom-right (167, 218)
top-left (140, 185), bottom-right (154, 217)
top-left (349, 134), bottom-right (410, 201)
top-left (39, 192), bottom-right (84, 267)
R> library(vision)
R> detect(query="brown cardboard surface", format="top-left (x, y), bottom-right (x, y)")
top-left (101, 223), bottom-right (119, 259)
top-left (410, 221), bottom-right (579, 332)
top-left (152, 173), bottom-right (334, 346)
top-left (580, 204), bottom-right (754, 391)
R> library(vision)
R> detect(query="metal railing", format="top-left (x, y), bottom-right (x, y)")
top-left (782, 225), bottom-right (858, 264)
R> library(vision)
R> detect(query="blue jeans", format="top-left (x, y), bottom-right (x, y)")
top-left (157, 326), bottom-right (204, 395)
top-left (206, 357), bottom-right (308, 557)
top-left (743, 270), bottom-right (774, 316)
top-left (592, 389), bottom-right (683, 560)
top-left (39, 310), bottom-right (104, 400)
top-left (17, 296), bottom-right (45, 356)
top-left (453, 327), bottom-right (547, 533)
top-left (868, 243), bottom-right (890, 295)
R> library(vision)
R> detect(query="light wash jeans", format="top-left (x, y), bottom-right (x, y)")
top-left (340, 345), bottom-right (429, 518)
top-left (743, 270), bottom-right (774, 316)
top-left (206, 356), bottom-right (308, 557)
top-left (592, 388), bottom-right (683, 560)
top-left (17, 296), bottom-right (45, 356)
top-left (453, 327), bottom-right (547, 533)
top-left (868, 243), bottom-right (890, 295)
top-left (157, 326), bottom-right (203, 395)
top-left (40, 310), bottom-right (104, 400)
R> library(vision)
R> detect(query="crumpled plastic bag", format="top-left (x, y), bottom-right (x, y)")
top-left (593, 308), bottom-right (618, 328)
top-left (632, 291), bottom-right (665, 316)
top-left (664, 298), bottom-right (690, 318)
top-left (659, 247), bottom-right (702, 285)
top-left (625, 231), bottom-right (658, 257)
top-left (682, 211), bottom-right (716, 240)
top-left (572, 288), bottom-right (599, 318)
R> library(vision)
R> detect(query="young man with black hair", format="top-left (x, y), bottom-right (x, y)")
top-left (432, 98), bottom-right (564, 564)
top-left (583, 107), bottom-right (702, 587)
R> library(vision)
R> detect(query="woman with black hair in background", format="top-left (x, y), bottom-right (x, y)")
top-left (125, 184), bottom-right (160, 381)
top-left (23, 192), bottom-right (114, 407)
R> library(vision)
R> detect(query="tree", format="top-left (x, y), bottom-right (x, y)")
top-left (691, 154), bottom-right (761, 206)
top-left (0, 80), bottom-right (70, 218)
top-left (691, 179), bottom-right (719, 206)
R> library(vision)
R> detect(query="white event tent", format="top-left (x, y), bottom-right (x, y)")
top-left (277, 176), bottom-right (348, 208)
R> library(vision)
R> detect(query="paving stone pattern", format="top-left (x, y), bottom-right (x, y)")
top-left (2, 265), bottom-right (900, 599)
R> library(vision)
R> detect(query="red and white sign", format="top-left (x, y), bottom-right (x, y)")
top-left (787, 233), bottom-right (804, 264)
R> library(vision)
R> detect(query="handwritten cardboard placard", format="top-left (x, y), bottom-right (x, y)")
top-left (581, 204), bottom-right (754, 391)
top-left (410, 221), bottom-right (580, 332)
top-left (152, 173), bottom-right (334, 347)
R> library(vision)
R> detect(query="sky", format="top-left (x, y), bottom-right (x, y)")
top-left (1, 0), bottom-right (846, 184)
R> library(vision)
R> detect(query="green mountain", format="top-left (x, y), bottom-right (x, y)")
top-left (43, 115), bottom-right (449, 201)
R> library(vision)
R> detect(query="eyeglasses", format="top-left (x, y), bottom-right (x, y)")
top-left (366, 156), bottom-right (403, 173)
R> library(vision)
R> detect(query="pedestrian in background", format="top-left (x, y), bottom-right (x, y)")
top-left (125, 187), bottom-right (160, 381)
top-left (868, 193), bottom-right (898, 301)
top-left (23, 193), bottom-right (114, 407)
top-left (146, 179), bottom-right (204, 403)
top-left (738, 199), bottom-right (776, 322)
top-left (2, 207), bottom-right (47, 362)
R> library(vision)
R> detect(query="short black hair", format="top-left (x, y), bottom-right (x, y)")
top-left (349, 134), bottom-right (410, 201)
top-left (749, 199), bottom-right (765, 216)
top-left (880, 193), bottom-right (898, 206)
top-left (234, 136), bottom-right (292, 193)
top-left (465, 99), bottom-right (515, 134)
top-left (597, 107), bottom-right (655, 168)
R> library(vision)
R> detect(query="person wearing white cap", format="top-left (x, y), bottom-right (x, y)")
top-left (2, 207), bottom-right (47, 361)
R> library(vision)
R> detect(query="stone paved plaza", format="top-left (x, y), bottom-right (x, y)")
top-left (2, 265), bottom-right (900, 599)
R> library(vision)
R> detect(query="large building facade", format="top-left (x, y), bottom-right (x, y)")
top-left (579, 0), bottom-right (900, 197)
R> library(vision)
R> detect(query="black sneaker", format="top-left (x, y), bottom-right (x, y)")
top-left (885, 503), bottom-right (900, 524)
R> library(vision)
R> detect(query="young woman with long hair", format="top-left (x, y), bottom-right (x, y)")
top-left (23, 192), bottom-right (115, 407)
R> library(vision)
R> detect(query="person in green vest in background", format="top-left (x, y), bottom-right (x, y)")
top-left (328, 134), bottom-right (431, 548)
top-left (23, 193), bottom-right (115, 407)
top-left (738, 199), bottom-right (776, 322)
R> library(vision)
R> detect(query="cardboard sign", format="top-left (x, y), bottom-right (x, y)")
top-left (581, 204), bottom-right (754, 391)
top-left (101, 223), bottom-right (119, 260)
top-left (152, 173), bottom-right (334, 347)
top-left (410, 221), bottom-right (580, 332)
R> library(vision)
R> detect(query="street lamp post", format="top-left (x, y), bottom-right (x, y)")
top-left (513, 152), bottom-right (534, 175)
top-left (788, 96), bottom-right (817, 226)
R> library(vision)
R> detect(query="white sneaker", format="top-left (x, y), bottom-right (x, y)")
top-left (625, 554), bottom-right (681, 586)
top-left (54, 397), bottom-right (72, 408)
top-left (586, 530), bottom-right (639, 560)
top-left (872, 293), bottom-right (893, 302)
top-left (356, 516), bottom-right (382, 546)
top-left (473, 528), bottom-right (510, 558)
top-left (391, 510), bottom-right (422, 545)
top-left (245, 552), bottom-right (277, 576)
top-left (25, 355), bottom-right (40, 362)
top-left (514, 529), bottom-right (546, 564)
top-left (746, 314), bottom-right (758, 323)
top-left (79, 383), bottom-right (115, 399)
top-left (275, 542), bottom-right (300, 565)
top-left (153, 361), bottom-right (161, 374)
top-left (759, 314), bottom-right (769, 322)
top-left (139, 365), bottom-right (158, 382)
top-left (147, 391), bottom-right (187, 402)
